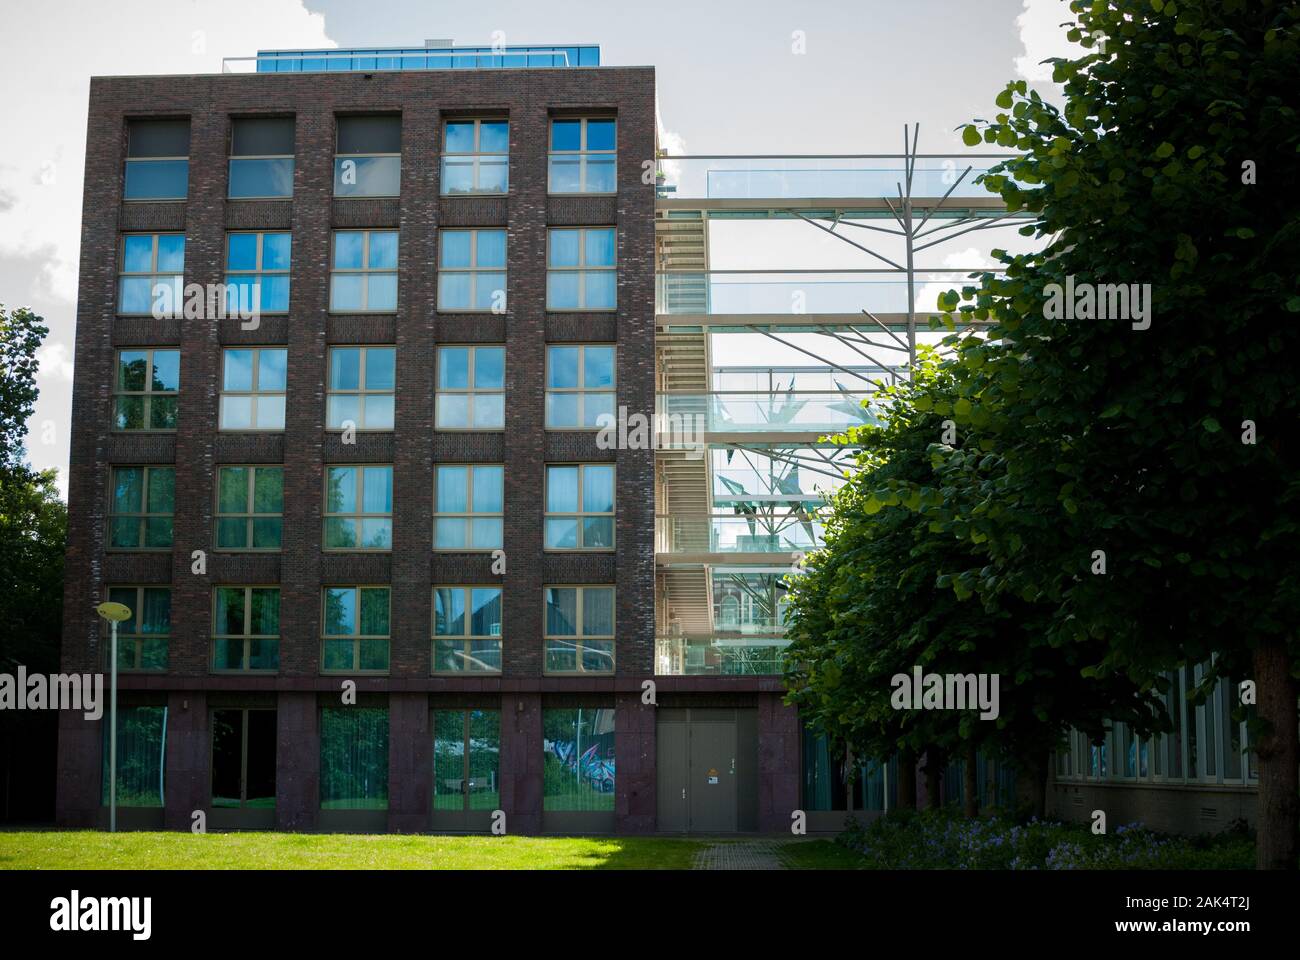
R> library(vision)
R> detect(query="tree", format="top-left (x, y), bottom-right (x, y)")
top-left (0, 305), bottom-right (65, 821)
top-left (783, 356), bottom-right (1162, 818)
top-left (0, 305), bottom-right (48, 471)
top-left (938, 0), bottom-right (1300, 866)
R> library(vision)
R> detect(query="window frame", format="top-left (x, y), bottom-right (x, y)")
top-left (112, 347), bottom-right (180, 432)
top-left (117, 233), bottom-right (185, 317)
top-left (320, 585), bottom-right (392, 674)
top-left (329, 229), bottom-right (399, 313)
top-left (542, 585), bottom-right (616, 675)
top-left (104, 585), bottom-right (170, 672)
top-left (326, 345), bottom-right (397, 432)
top-left (437, 228), bottom-right (507, 313)
top-left (435, 345), bottom-right (505, 431)
top-left (433, 463), bottom-right (504, 552)
top-left (107, 465), bottom-right (174, 551)
top-left (545, 343), bottom-right (616, 431)
top-left (214, 464), bottom-right (284, 552)
top-left (333, 115), bottom-right (402, 199)
top-left (544, 462), bottom-right (616, 552)
top-left (440, 118), bottom-right (509, 196)
top-left (211, 585), bottom-right (281, 674)
top-left (209, 706), bottom-right (278, 810)
top-left (546, 226), bottom-right (617, 311)
top-left (323, 464), bottom-right (394, 552)
top-left (431, 585), bottom-right (503, 675)
top-left (224, 231), bottom-right (292, 315)
top-left (218, 346), bottom-right (288, 432)
top-left (547, 117), bottom-right (617, 195)
top-left (124, 119), bottom-right (190, 202)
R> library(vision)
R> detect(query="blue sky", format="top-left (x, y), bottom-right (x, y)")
top-left (0, 0), bottom-right (1079, 494)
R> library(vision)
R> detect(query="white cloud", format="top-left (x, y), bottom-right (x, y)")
top-left (36, 341), bottom-right (75, 382)
top-left (1014, 0), bottom-right (1081, 82)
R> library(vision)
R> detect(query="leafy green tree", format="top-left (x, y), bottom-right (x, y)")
top-left (0, 305), bottom-right (64, 820)
top-left (938, 0), bottom-right (1300, 866)
top-left (783, 356), bottom-right (1162, 818)
top-left (0, 305), bottom-right (48, 470)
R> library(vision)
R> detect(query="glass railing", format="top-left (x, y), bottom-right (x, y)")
top-left (225, 45), bottom-right (600, 73)
top-left (655, 636), bottom-right (789, 676)
top-left (656, 271), bottom-right (971, 315)
top-left (657, 391), bottom-right (878, 434)
top-left (658, 156), bottom-right (1011, 201)
top-left (656, 514), bottom-right (825, 554)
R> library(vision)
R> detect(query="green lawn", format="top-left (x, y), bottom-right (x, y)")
top-left (779, 839), bottom-right (867, 870)
top-left (0, 831), bottom-right (704, 870)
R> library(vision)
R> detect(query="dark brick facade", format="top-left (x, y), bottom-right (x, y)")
top-left (58, 62), bottom-right (799, 834)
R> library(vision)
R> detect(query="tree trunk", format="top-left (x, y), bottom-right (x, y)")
top-left (897, 747), bottom-right (917, 811)
top-left (1252, 642), bottom-right (1298, 870)
top-left (963, 741), bottom-right (979, 818)
top-left (1015, 750), bottom-right (1049, 819)
top-left (924, 748), bottom-right (943, 809)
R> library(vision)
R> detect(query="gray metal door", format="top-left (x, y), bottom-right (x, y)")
top-left (656, 719), bottom-right (690, 832)
top-left (688, 720), bottom-right (737, 833)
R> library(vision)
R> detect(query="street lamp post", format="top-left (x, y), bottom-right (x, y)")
top-left (95, 601), bottom-right (132, 833)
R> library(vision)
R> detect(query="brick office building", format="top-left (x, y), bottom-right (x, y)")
top-left (56, 42), bottom-right (803, 835)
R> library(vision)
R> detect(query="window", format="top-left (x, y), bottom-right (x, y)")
top-left (108, 466), bottom-right (174, 549)
top-left (215, 466), bottom-right (283, 550)
top-left (225, 232), bottom-right (291, 314)
top-left (102, 705), bottom-right (167, 808)
top-left (105, 586), bottom-right (169, 671)
top-left (543, 707), bottom-right (615, 809)
top-left (436, 346), bottom-right (504, 430)
top-left (124, 118), bottom-right (189, 200)
top-left (330, 230), bottom-right (398, 312)
top-left (228, 117), bottom-right (294, 198)
top-left (545, 463), bottom-right (615, 550)
top-left (441, 118), bottom-right (508, 195)
top-left (320, 707), bottom-right (388, 809)
top-left (324, 465), bottom-right (393, 550)
top-left (321, 586), bottom-right (391, 672)
top-left (437, 229), bottom-right (506, 312)
top-left (334, 115), bottom-right (401, 197)
top-left (118, 233), bottom-right (184, 316)
top-left (433, 586), bottom-right (502, 673)
top-left (547, 227), bottom-right (616, 310)
top-left (212, 587), bottom-right (280, 672)
top-left (327, 346), bottom-right (395, 431)
top-left (211, 708), bottom-right (276, 809)
top-left (219, 348), bottom-right (287, 430)
top-left (113, 348), bottom-right (179, 431)
top-left (433, 710), bottom-right (500, 814)
top-left (548, 117), bottom-right (616, 194)
top-left (433, 464), bottom-right (503, 550)
top-left (544, 586), bottom-right (615, 674)
top-left (545, 345), bottom-right (615, 429)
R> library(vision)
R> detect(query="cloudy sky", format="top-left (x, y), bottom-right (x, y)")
top-left (0, 0), bottom-right (1079, 495)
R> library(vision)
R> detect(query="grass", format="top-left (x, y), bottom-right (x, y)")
top-left (779, 838), bottom-right (867, 870)
top-left (0, 831), bottom-right (705, 870)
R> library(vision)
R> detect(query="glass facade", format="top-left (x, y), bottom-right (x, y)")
top-left (211, 708), bottom-right (277, 808)
top-left (320, 707), bottom-right (389, 809)
top-left (432, 709), bottom-right (501, 811)
top-left (542, 708), bottom-right (615, 811)
top-left (254, 45), bottom-right (600, 72)
top-left (101, 705), bottom-right (167, 807)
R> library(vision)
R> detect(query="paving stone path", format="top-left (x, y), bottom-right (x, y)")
top-left (692, 838), bottom-right (790, 870)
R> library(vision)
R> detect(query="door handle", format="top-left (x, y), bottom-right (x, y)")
top-left (681, 788), bottom-right (686, 799)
